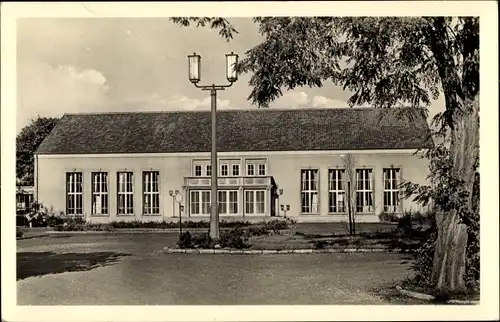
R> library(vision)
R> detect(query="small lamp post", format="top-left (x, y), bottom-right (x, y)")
top-left (277, 187), bottom-right (284, 217)
top-left (281, 204), bottom-right (290, 218)
top-left (187, 51), bottom-right (239, 241)
top-left (175, 193), bottom-right (184, 236)
top-left (169, 190), bottom-right (179, 218)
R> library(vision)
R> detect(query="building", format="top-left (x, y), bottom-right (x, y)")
top-left (16, 185), bottom-right (34, 215)
top-left (34, 107), bottom-right (433, 223)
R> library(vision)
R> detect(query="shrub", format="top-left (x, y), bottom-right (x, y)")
top-left (178, 231), bottom-right (193, 249)
top-left (220, 220), bottom-right (251, 228)
top-left (247, 226), bottom-right (269, 237)
top-left (192, 232), bottom-right (215, 249)
top-left (263, 219), bottom-right (289, 232)
top-left (378, 212), bottom-right (399, 223)
top-left (313, 240), bottom-right (328, 249)
top-left (407, 224), bottom-right (437, 288)
top-left (220, 229), bottom-right (250, 249)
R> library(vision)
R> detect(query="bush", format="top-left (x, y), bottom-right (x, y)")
top-left (178, 231), bottom-right (193, 249)
top-left (313, 240), bottom-right (328, 249)
top-left (220, 229), bottom-right (250, 249)
top-left (246, 226), bottom-right (269, 237)
top-left (378, 212), bottom-right (399, 223)
top-left (263, 219), bottom-right (289, 232)
top-left (192, 232), bottom-right (215, 249)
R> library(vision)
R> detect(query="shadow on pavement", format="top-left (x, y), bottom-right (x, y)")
top-left (17, 251), bottom-right (130, 280)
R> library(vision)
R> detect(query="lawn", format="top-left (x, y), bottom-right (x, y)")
top-left (16, 233), bottom-right (426, 305)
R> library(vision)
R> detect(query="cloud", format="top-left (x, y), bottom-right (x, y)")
top-left (17, 62), bottom-right (109, 131)
top-left (120, 93), bottom-right (233, 111)
top-left (270, 91), bottom-right (351, 109)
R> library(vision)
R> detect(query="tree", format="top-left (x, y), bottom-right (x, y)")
top-left (172, 17), bottom-right (479, 293)
top-left (342, 154), bottom-right (358, 236)
top-left (16, 116), bottom-right (59, 186)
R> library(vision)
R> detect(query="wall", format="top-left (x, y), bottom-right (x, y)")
top-left (36, 150), bottom-right (430, 223)
top-left (36, 154), bottom-right (192, 223)
top-left (265, 151), bottom-right (430, 222)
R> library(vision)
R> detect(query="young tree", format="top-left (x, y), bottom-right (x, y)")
top-left (16, 116), bottom-right (59, 186)
top-left (172, 17), bottom-right (479, 293)
top-left (342, 154), bottom-right (358, 236)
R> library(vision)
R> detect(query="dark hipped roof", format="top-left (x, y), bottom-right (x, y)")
top-left (36, 107), bottom-right (433, 155)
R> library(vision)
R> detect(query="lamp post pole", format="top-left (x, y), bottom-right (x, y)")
top-left (187, 52), bottom-right (239, 241)
top-left (210, 88), bottom-right (219, 239)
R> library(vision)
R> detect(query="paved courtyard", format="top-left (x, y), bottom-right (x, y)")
top-left (17, 233), bottom-right (423, 305)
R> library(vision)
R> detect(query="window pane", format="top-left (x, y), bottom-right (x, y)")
top-left (229, 191), bottom-right (238, 214)
top-left (245, 191), bottom-right (254, 214)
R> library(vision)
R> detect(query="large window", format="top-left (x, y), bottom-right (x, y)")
top-left (383, 168), bottom-right (401, 212)
top-left (245, 190), bottom-right (265, 215)
top-left (190, 190), bottom-right (211, 215)
top-left (218, 190), bottom-right (239, 214)
top-left (143, 171), bottom-right (160, 215)
top-left (301, 169), bottom-right (319, 214)
top-left (91, 172), bottom-right (108, 215)
top-left (328, 169), bottom-right (345, 213)
top-left (117, 172), bottom-right (134, 215)
top-left (66, 172), bottom-right (83, 215)
top-left (356, 169), bottom-right (373, 212)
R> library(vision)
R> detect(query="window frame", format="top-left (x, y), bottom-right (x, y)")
top-left (328, 169), bottom-right (346, 214)
top-left (190, 190), bottom-right (211, 215)
top-left (232, 164), bottom-right (240, 176)
top-left (194, 165), bottom-right (203, 177)
top-left (66, 172), bottom-right (83, 216)
top-left (220, 164), bottom-right (229, 177)
top-left (355, 168), bottom-right (374, 213)
top-left (117, 171), bottom-right (134, 215)
top-left (244, 189), bottom-right (266, 215)
top-left (91, 172), bottom-right (108, 216)
top-left (383, 168), bottom-right (401, 213)
top-left (143, 171), bottom-right (160, 215)
top-left (301, 169), bottom-right (319, 214)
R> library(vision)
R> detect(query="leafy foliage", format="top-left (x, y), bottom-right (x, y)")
top-left (401, 145), bottom-right (480, 290)
top-left (219, 229), bottom-right (251, 249)
top-left (16, 116), bottom-right (59, 185)
top-left (169, 17), bottom-right (238, 41)
top-left (172, 17), bottom-right (478, 132)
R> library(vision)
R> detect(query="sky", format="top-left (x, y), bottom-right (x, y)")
top-left (16, 17), bottom-right (445, 133)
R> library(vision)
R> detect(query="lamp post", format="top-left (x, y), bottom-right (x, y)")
top-left (175, 193), bottom-right (184, 236)
top-left (280, 204), bottom-right (290, 218)
top-left (187, 52), bottom-right (239, 240)
top-left (169, 190), bottom-right (179, 218)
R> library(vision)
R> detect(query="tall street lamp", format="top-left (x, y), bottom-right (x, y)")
top-left (187, 52), bottom-right (239, 240)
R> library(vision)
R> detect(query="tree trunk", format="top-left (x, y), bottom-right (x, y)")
top-left (431, 96), bottom-right (479, 293)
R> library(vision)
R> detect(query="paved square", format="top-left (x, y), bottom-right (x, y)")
top-left (17, 233), bottom-right (423, 305)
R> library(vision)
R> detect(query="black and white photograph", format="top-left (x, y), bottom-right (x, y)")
top-left (1, 2), bottom-right (498, 321)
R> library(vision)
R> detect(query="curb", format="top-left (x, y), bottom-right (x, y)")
top-left (163, 247), bottom-right (405, 254)
top-left (395, 286), bottom-right (479, 305)
top-left (44, 228), bottom-right (292, 234)
top-left (46, 229), bottom-right (202, 234)
top-left (16, 234), bottom-right (50, 240)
